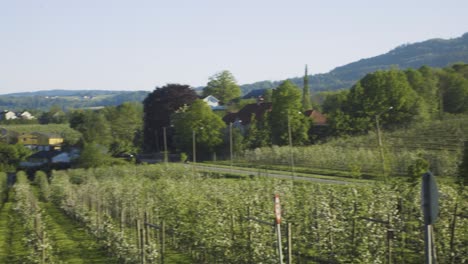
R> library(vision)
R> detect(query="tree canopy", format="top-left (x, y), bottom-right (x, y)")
top-left (269, 80), bottom-right (311, 145)
top-left (323, 69), bottom-right (429, 135)
top-left (103, 102), bottom-right (143, 155)
top-left (0, 143), bottom-right (31, 172)
top-left (143, 84), bottom-right (198, 153)
top-left (202, 71), bottom-right (241, 104)
top-left (69, 110), bottom-right (112, 146)
top-left (172, 99), bottom-right (226, 159)
top-left (439, 68), bottom-right (468, 114)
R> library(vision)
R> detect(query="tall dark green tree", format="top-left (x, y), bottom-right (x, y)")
top-left (202, 71), bottom-right (241, 103)
top-left (302, 65), bottom-right (312, 111)
top-left (269, 80), bottom-right (311, 145)
top-left (143, 84), bottom-right (198, 153)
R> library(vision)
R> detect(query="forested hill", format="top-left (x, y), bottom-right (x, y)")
top-left (241, 32), bottom-right (468, 96)
top-left (0, 90), bottom-right (149, 111)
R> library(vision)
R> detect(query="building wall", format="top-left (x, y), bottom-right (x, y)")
top-left (34, 133), bottom-right (64, 146)
top-left (18, 133), bottom-right (38, 145)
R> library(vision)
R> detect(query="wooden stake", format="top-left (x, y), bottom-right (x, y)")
top-left (287, 222), bottom-right (292, 264)
top-left (276, 224), bottom-right (284, 264)
top-left (160, 220), bottom-right (166, 264)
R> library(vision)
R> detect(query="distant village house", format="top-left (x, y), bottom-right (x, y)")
top-left (0, 110), bottom-right (35, 120)
top-left (203, 95), bottom-right (226, 110)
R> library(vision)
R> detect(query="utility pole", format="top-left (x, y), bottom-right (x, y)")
top-left (192, 130), bottom-right (196, 163)
top-left (163, 126), bottom-right (168, 164)
top-left (230, 122), bottom-right (233, 170)
top-left (287, 114), bottom-right (295, 179)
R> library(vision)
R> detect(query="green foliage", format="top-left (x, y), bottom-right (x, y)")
top-left (438, 68), bottom-right (468, 113)
top-left (263, 88), bottom-right (272, 102)
top-left (237, 33), bottom-right (468, 94)
top-left (1, 124), bottom-right (82, 145)
top-left (38, 105), bottom-right (68, 124)
top-left (103, 102), bottom-right (143, 155)
top-left (69, 110), bottom-right (112, 146)
top-left (269, 80), bottom-right (311, 145)
top-left (348, 163), bottom-right (362, 179)
top-left (413, 67), bottom-right (440, 117)
top-left (240, 115), bottom-right (468, 179)
top-left (0, 143), bottom-right (31, 172)
top-left (407, 154), bottom-right (429, 185)
top-left (203, 70), bottom-right (241, 103)
top-left (458, 142), bottom-right (468, 187)
top-left (324, 69), bottom-right (434, 136)
top-left (34, 171), bottom-right (50, 202)
top-left (0, 118), bottom-right (39, 125)
top-left (74, 142), bottom-right (113, 168)
top-left (0, 90), bottom-right (148, 111)
top-left (224, 124), bottom-right (245, 157)
top-left (173, 100), bottom-right (226, 158)
top-left (180, 152), bottom-right (188, 162)
top-left (349, 70), bottom-right (426, 127)
top-left (47, 164), bottom-right (467, 263)
top-left (226, 98), bottom-right (256, 113)
top-left (243, 114), bottom-right (271, 149)
top-left (321, 90), bottom-right (348, 114)
top-left (0, 172), bottom-right (6, 204)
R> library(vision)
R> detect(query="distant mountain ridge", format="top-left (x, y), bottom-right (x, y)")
top-left (240, 32), bottom-right (468, 96)
top-left (0, 90), bottom-right (149, 111)
top-left (2, 33), bottom-right (467, 108)
top-left (3, 89), bottom-right (142, 97)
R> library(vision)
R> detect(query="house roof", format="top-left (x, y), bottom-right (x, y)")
top-left (203, 95), bottom-right (220, 104)
top-left (223, 102), bottom-right (272, 125)
top-left (304, 109), bottom-right (328, 125)
top-left (28, 150), bottom-right (64, 159)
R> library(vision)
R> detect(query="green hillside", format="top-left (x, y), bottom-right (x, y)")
top-left (0, 90), bottom-right (149, 111)
top-left (241, 32), bottom-right (468, 96)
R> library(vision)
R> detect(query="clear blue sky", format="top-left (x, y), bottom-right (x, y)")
top-left (1, 0), bottom-right (467, 94)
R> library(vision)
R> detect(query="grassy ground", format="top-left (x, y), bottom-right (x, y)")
top-left (0, 191), bottom-right (33, 263)
top-left (0, 186), bottom-right (116, 264)
top-left (200, 162), bottom-right (372, 183)
top-left (40, 201), bottom-right (116, 264)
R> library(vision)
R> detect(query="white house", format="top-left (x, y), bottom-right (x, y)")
top-left (0, 110), bottom-right (35, 120)
top-left (202, 95), bottom-right (226, 110)
top-left (18, 111), bottom-right (35, 120)
top-left (0, 111), bottom-right (17, 120)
